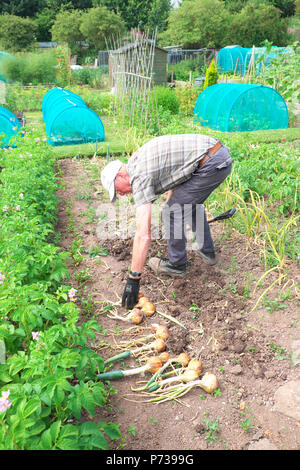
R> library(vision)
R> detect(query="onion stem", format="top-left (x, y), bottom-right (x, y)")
top-left (98, 356), bottom-right (163, 380)
top-left (157, 310), bottom-right (187, 329)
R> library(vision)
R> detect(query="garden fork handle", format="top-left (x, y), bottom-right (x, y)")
top-left (208, 208), bottom-right (236, 223)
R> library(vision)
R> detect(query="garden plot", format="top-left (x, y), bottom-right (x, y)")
top-left (56, 156), bottom-right (300, 451)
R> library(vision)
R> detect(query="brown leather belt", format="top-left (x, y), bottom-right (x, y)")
top-left (198, 141), bottom-right (222, 168)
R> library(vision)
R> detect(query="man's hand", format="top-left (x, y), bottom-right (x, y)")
top-left (122, 277), bottom-right (140, 309)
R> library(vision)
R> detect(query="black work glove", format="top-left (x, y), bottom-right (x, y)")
top-left (122, 277), bottom-right (140, 310)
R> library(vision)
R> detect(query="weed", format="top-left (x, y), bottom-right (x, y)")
top-left (189, 303), bottom-right (201, 319)
top-left (269, 342), bottom-right (288, 360)
top-left (75, 268), bottom-right (92, 284)
top-left (80, 294), bottom-right (96, 315)
top-left (203, 418), bottom-right (220, 444)
top-left (239, 418), bottom-right (253, 433)
top-left (69, 238), bottom-right (85, 266)
top-left (261, 296), bottom-right (288, 313)
top-left (128, 425), bottom-right (136, 437)
top-left (149, 417), bottom-right (158, 424)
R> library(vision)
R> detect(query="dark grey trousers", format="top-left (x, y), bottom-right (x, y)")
top-left (162, 143), bottom-right (233, 265)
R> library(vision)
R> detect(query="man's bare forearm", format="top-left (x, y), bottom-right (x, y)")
top-left (165, 190), bottom-right (173, 203)
top-left (130, 232), bottom-right (151, 274)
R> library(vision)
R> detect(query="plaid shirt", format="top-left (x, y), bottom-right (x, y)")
top-left (127, 134), bottom-right (219, 207)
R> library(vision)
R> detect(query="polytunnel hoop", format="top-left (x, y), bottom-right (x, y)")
top-left (194, 83), bottom-right (288, 132)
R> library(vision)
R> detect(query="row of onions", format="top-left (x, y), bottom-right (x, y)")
top-left (99, 293), bottom-right (219, 402)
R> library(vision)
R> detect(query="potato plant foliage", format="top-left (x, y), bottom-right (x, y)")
top-left (0, 133), bottom-right (120, 450)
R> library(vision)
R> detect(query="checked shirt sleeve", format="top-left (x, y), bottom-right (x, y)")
top-left (131, 175), bottom-right (157, 207)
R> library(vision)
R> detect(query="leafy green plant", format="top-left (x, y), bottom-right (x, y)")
top-left (71, 67), bottom-right (108, 89)
top-left (203, 417), bottom-right (220, 443)
top-left (75, 268), bottom-right (92, 284)
top-left (239, 417), bottom-right (253, 433)
top-left (189, 303), bottom-right (200, 319)
top-left (128, 424), bottom-right (136, 437)
top-left (0, 133), bottom-right (120, 450)
top-left (175, 83), bottom-right (200, 116)
top-left (251, 42), bottom-right (300, 103)
top-left (168, 55), bottom-right (207, 82)
top-left (153, 86), bottom-right (180, 114)
top-left (269, 342), bottom-right (288, 360)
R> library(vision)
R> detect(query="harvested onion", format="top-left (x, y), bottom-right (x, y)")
top-left (146, 356), bottom-right (163, 374)
top-left (97, 356), bottom-right (163, 381)
top-left (107, 309), bottom-right (144, 325)
top-left (127, 309), bottom-right (144, 324)
top-left (181, 369), bottom-right (200, 383)
top-left (159, 352), bottom-right (171, 363)
top-left (145, 351), bottom-right (190, 389)
top-left (142, 301), bottom-right (156, 317)
top-left (198, 372), bottom-right (219, 394)
top-left (151, 338), bottom-right (166, 353)
top-left (149, 368), bottom-right (200, 390)
top-left (137, 296), bottom-right (150, 307)
top-left (176, 352), bottom-right (190, 367)
top-left (153, 325), bottom-right (169, 341)
top-left (132, 338), bottom-right (166, 356)
top-left (187, 359), bottom-right (202, 374)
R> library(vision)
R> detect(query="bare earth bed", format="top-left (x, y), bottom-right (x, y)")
top-left (56, 157), bottom-right (300, 451)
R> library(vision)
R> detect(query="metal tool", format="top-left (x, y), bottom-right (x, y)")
top-left (208, 207), bottom-right (236, 224)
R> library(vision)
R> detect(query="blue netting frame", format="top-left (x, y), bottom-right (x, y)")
top-left (193, 83), bottom-right (289, 132)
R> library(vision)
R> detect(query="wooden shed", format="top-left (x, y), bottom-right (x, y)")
top-left (109, 40), bottom-right (168, 88)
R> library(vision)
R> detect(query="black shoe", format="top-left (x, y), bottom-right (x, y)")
top-left (148, 257), bottom-right (189, 277)
top-left (197, 249), bottom-right (216, 265)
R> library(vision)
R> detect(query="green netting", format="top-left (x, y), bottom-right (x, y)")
top-left (0, 106), bottom-right (21, 147)
top-left (216, 46), bottom-right (291, 75)
top-left (46, 99), bottom-right (105, 146)
top-left (193, 83), bottom-right (288, 132)
top-left (216, 47), bottom-right (250, 74)
top-left (43, 88), bottom-right (105, 146)
top-left (42, 88), bottom-right (85, 121)
top-left (243, 46), bottom-right (291, 75)
top-left (0, 51), bottom-right (12, 82)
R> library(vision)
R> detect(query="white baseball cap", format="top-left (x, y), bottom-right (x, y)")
top-left (101, 160), bottom-right (123, 202)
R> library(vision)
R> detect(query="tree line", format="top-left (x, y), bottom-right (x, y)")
top-left (0, 0), bottom-right (298, 53)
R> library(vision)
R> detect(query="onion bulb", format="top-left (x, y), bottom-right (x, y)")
top-left (181, 369), bottom-right (200, 383)
top-left (138, 292), bottom-right (144, 300)
top-left (176, 352), bottom-right (190, 367)
top-left (137, 296), bottom-right (150, 307)
top-left (152, 338), bottom-right (166, 353)
top-left (153, 325), bottom-right (169, 341)
top-left (142, 301), bottom-right (156, 317)
top-left (108, 309), bottom-right (143, 324)
top-left (132, 338), bottom-right (166, 356)
top-left (187, 359), bottom-right (202, 375)
top-left (145, 351), bottom-right (190, 389)
top-left (149, 367), bottom-right (199, 390)
top-left (159, 352), bottom-right (171, 363)
top-left (146, 356), bottom-right (163, 374)
top-left (98, 355), bottom-right (163, 380)
top-left (127, 308), bottom-right (144, 324)
top-left (198, 372), bottom-right (219, 394)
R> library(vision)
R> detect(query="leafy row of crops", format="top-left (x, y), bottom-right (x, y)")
top-left (0, 132), bottom-right (120, 450)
